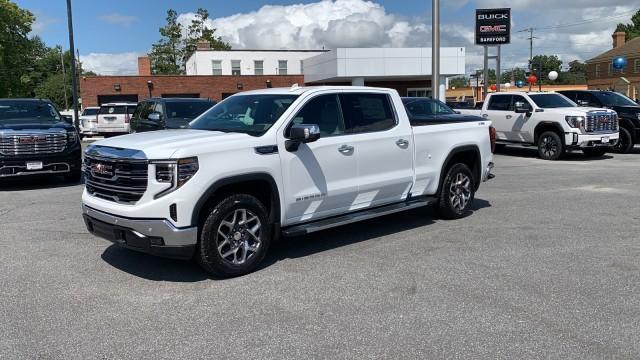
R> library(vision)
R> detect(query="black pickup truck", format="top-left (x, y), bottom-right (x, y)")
top-left (0, 99), bottom-right (82, 182)
top-left (559, 90), bottom-right (640, 153)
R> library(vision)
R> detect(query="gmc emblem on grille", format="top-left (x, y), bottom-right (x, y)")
top-left (18, 136), bottom-right (46, 144)
top-left (91, 163), bottom-right (114, 176)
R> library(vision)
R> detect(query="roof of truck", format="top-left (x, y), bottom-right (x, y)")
top-left (237, 85), bottom-right (398, 96)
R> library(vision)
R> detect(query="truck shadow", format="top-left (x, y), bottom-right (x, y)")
top-left (496, 146), bottom-right (614, 161)
top-left (259, 198), bottom-right (491, 271)
top-left (100, 199), bottom-right (491, 282)
top-left (0, 175), bottom-right (83, 191)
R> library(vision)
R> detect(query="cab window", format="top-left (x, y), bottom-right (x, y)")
top-left (510, 95), bottom-right (532, 111)
top-left (339, 93), bottom-right (396, 134)
top-left (487, 95), bottom-right (512, 111)
top-left (289, 94), bottom-right (345, 137)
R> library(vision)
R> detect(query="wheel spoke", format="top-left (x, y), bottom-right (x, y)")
top-left (221, 247), bottom-right (238, 259)
top-left (217, 239), bottom-right (229, 252)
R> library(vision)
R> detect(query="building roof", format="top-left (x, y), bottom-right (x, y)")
top-left (194, 49), bottom-right (328, 53)
top-left (587, 36), bottom-right (640, 63)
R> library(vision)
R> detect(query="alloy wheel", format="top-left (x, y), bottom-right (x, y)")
top-left (216, 208), bottom-right (262, 265)
top-left (541, 135), bottom-right (558, 158)
top-left (449, 172), bottom-right (471, 212)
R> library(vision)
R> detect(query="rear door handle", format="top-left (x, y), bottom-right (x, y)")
top-left (396, 139), bottom-right (409, 148)
top-left (482, 114), bottom-right (489, 118)
top-left (506, 115), bottom-right (513, 119)
top-left (338, 145), bottom-right (354, 154)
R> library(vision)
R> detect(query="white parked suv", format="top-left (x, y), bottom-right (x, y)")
top-left (82, 86), bottom-right (495, 277)
top-left (96, 102), bottom-right (137, 136)
top-left (79, 106), bottom-right (100, 138)
top-left (460, 92), bottom-right (619, 160)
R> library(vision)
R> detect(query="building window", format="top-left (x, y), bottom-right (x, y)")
top-left (212, 60), bottom-right (222, 75)
top-left (231, 60), bottom-right (241, 76)
top-left (407, 88), bottom-right (432, 98)
top-left (278, 60), bottom-right (288, 75)
top-left (635, 59), bottom-right (640, 73)
top-left (254, 60), bottom-right (264, 75)
top-left (595, 64), bottom-right (600, 78)
top-left (300, 60), bottom-right (304, 74)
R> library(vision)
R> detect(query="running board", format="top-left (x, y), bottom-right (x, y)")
top-left (282, 197), bottom-right (437, 237)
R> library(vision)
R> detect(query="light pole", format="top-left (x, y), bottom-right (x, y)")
top-left (431, 0), bottom-right (440, 101)
top-left (66, 0), bottom-right (80, 129)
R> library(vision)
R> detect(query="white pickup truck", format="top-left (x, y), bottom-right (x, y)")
top-left (81, 86), bottom-right (495, 277)
top-left (459, 92), bottom-right (619, 160)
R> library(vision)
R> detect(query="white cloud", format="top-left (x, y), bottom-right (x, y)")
top-left (99, 14), bottom-right (137, 27)
top-left (81, 52), bottom-right (142, 75)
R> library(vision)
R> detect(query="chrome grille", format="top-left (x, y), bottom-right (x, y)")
top-left (585, 112), bottom-right (618, 133)
top-left (0, 133), bottom-right (67, 156)
top-left (83, 155), bottom-right (148, 204)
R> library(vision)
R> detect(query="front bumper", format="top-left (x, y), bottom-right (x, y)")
top-left (0, 147), bottom-right (81, 178)
top-left (82, 204), bottom-right (197, 260)
top-left (565, 132), bottom-right (619, 149)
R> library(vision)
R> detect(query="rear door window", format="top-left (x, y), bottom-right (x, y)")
top-left (487, 95), bottom-right (512, 111)
top-left (339, 93), bottom-right (396, 134)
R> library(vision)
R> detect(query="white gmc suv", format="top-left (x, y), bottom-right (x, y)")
top-left (82, 86), bottom-right (495, 277)
top-left (460, 92), bottom-right (619, 160)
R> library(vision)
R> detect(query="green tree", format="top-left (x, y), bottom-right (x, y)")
top-left (615, 10), bottom-right (640, 41)
top-left (500, 68), bottom-right (527, 84)
top-left (0, 0), bottom-right (37, 97)
top-left (183, 8), bottom-right (231, 63)
top-left (150, 9), bottom-right (184, 75)
top-left (150, 8), bottom-right (231, 75)
top-left (448, 76), bottom-right (468, 88)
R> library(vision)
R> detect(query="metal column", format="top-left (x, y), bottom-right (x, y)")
top-left (432, 0), bottom-right (440, 101)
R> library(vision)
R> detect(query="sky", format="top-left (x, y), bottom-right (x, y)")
top-left (14, 0), bottom-right (640, 76)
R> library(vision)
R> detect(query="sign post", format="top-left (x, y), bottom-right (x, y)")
top-left (475, 8), bottom-right (510, 100)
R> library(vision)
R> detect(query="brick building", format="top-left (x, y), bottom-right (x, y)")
top-left (80, 57), bottom-right (304, 107)
top-left (586, 31), bottom-right (640, 99)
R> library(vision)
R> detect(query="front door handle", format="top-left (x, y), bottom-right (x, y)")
top-left (396, 139), bottom-right (409, 148)
top-left (338, 145), bottom-right (354, 154)
top-left (506, 115), bottom-right (513, 119)
top-left (482, 114), bottom-right (489, 118)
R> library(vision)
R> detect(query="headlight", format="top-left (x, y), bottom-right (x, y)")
top-left (636, 113), bottom-right (640, 121)
top-left (67, 131), bottom-right (78, 143)
top-left (565, 116), bottom-right (584, 128)
top-left (153, 157), bottom-right (199, 198)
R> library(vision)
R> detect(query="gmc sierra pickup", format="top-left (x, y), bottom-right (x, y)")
top-left (459, 92), bottom-right (619, 160)
top-left (82, 86), bottom-right (495, 277)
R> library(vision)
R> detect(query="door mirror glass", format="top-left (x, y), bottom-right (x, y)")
top-left (148, 112), bottom-right (161, 121)
top-left (514, 101), bottom-right (530, 113)
top-left (289, 124), bottom-right (320, 143)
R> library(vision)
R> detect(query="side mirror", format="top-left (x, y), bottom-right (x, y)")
top-left (285, 124), bottom-right (321, 152)
top-left (148, 112), bottom-right (161, 121)
top-left (514, 102), bottom-right (531, 114)
top-left (454, 110), bottom-right (461, 114)
top-left (62, 115), bottom-right (73, 124)
top-left (576, 100), bottom-right (589, 106)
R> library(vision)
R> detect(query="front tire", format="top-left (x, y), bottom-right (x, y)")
top-left (613, 127), bottom-right (634, 154)
top-left (582, 148), bottom-right (607, 157)
top-left (537, 131), bottom-right (564, 160)
top-left (197, 194), bottom-right (272, 278)
top-left (437, 163), bottom-right (475, 220)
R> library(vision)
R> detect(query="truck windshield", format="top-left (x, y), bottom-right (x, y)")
top-left (529, 94), bottom-right (576, 108)
top-left (0, 100), bottom-right (61, 123)
top-left (592, 92), bottom-right (637, 107)
top-left (189, 94), bottom-right (298, 136)
top-left (82, 108), bottom-right (99, 116)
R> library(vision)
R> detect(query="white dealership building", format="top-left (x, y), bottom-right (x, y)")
top-left (186, 45), bottom-right (466, 100)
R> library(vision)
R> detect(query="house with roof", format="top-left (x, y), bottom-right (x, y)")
top-left (586, 31), bottom-right (640, 99)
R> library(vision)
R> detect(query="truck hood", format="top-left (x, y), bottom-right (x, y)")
top-left (90, 129), bottom-right (253, 159)
top-left (0, 120), bottom-right (74, 132)
top-left (542, 107), bottom-right (614, 116)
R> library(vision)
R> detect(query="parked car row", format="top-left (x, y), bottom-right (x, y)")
top-left (455, 90), bottom-right (627, 160)
top-left (78, 98), bottom-right (216, 138)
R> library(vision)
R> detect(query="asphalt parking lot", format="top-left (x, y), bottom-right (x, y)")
top-left (1, 146), bottom-right (639, 359)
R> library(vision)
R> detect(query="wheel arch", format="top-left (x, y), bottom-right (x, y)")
top-left (534, 122), bottom-right (565, 145)
top-left (437, 145), bottom-right (482, 194)
top-left (191, 173), bottom-right (281, 228)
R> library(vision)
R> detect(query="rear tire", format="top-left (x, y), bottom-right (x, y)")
top-left (197, 194), bottom-right (272, 278)
top-left (537, 131), bottom-right (564, 160)
top-left (437, 163), bottom-right (475, 220)
top-left (613, 127), bottom-right (634, 154)
top-left (582, 148), bottom-right (607, 158)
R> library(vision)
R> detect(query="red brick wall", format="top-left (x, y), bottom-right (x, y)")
top-left (137, 57), bottom-right (151, 76)
top-left (80, 75), bottom-right (305, 107)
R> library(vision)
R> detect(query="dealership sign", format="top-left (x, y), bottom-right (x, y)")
top-left (475, 8), bottom-right (511, 45)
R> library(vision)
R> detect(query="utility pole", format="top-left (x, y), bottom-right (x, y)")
top-left (432, 0), bottom-right (440, 101)
top-left (59, 47), bottom-right (69, 110)
top-left (66, 0), bottom-right (80, 129)
top-left (519, 27), bottom-right (537, 91)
